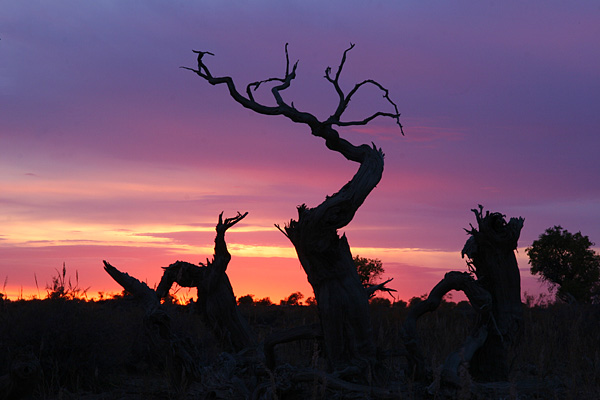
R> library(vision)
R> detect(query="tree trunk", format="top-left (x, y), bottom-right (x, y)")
top-left (462, 205), bottom-right (524, 381)
top-left (280, 139), bottom-right (383, 375)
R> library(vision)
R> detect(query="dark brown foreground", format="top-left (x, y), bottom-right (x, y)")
top-left (1, 296), bottom-right (598, 399)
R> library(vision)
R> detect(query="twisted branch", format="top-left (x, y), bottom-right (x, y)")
top-left (182, 43), bottom-right (402, 133)
top-left (324, 46), bottom-right (403, 133)
top-left (401, 271), bottom-right (492, 380)
top-left (218, 210), bottom-right (248, 232)
top-left (365, 278), bottom-right (397, 298)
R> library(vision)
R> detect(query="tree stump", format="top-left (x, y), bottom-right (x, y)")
top-left (463, 205), bottom-right (524, 381)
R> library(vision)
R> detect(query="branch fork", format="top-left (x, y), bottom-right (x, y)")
top-left (182, 43), bottom-right (403, 134)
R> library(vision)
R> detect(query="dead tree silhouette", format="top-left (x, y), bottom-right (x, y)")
top-left (402, 205), bottom-right (524, 388)
top-left (156, 211), bottom-right (256, 353)
top-left (103, 211), bottom-right (253, 388)
top-left (183, 43), bottom-right (402, 381)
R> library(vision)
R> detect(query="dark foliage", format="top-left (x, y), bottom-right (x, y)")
top-left (237, 294), bottom-right (255, 306)
top-left (369, 297), bottom-right (392, 307)
top-left (280, 292), bottom-right (304, 306)
top-left (354, 255), bottom-right (384, 286)
top-left (255, 297), bottom-right (273, 306)
top-left (526, 225), bottom-right (600, 303)
top-left (1, 298), bottom-right (599, 399)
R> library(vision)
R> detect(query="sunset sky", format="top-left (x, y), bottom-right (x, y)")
top-left (2, 1), bottom-right (599, 303)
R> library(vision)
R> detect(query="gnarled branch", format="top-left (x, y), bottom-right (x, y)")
top-left (182, 43), bottom-right (402, 133)
top-left (365, 278), bottom-right (397, 298)
top-left (401, 271), bottom-right (492, 380)
top-left (103, 260), bottom-right (159, 311)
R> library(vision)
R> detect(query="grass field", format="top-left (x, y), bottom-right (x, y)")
top-left (1, 292), bottom-right (599, 399)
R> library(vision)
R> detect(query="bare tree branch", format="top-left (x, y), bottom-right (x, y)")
top-left (193, 50), bottom-right (214, 77)
top-left (274, 223), bottom-right (290, 239)
top-left (401, 271), bottom-right (492, 380)
top-left (326, 78), bottom-right (403, 134)
top-left (218, 211), bottom-right (248, 230)
top-left (245, 43), bottom-right (300, 107)
top-left (334, 111), bottom-right (402, 128)
top-left (182, 43), bottom-right (402, 134)
top-left (365, 278), bottom-right (397, 298)
top-left (325, 43), bottom-right (355, 119)
top-left (103, 260), bottom-right (159, 310)
top-left (181, 56), bottom-right (283, 117)
top-left (322, 45), bottom-right (403, 134)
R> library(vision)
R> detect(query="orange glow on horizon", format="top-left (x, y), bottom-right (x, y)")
top-left (0, 245), bottom-right (542, 305)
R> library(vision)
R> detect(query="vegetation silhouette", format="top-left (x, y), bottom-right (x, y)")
top-left (44, 262), bottom-right (90, 301)
top-left (527, 225), bottom-right (600, 304)
top-left (355, 255), bottom-right (385, 287)
top-left (280, 291), bottom-right (304, 306)
top-left (1, 292), bottom-right (599, 398)
top-left (252, 255), bottom-right (389, 308)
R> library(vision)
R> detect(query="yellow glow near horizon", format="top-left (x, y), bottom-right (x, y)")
top-left (228, 243), bottom-right (297, 258)
top-left (351, 246), bottom-right (463, 268)
top-left (2, 219), bottom-right (464, 265)
top-left (5, 213), bottom-right (545, 273)
top-left (0, 242), bottom-right (546, 304)
top-left (2, 216), bottom-right (468, 268)
top-left (1, 219), bottom-right (277, 247)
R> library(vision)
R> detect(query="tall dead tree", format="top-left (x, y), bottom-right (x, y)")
top-left (156, 211), bottom-right (256, 353)
top-left (183, 44), bottom-right (402, 378)
top-left (402, 206), bottom-right (524, 386)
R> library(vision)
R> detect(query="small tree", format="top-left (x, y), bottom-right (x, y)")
top-left (353, 255), bottom-right (384, 286)
top-left (237, 294), bottom-right (255, 306)
top-left (526, 225), bottom-right (600, 303)
top-left (280, 291), bottom-right (304, 306)
top-left (255, 297), bottom-right (273, 306)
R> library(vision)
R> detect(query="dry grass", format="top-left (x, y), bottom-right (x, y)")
top-left (0, 295), bottom-right (598, 399)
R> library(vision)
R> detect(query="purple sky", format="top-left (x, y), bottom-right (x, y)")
top-left (1, 1), bottom-right (599, 302)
